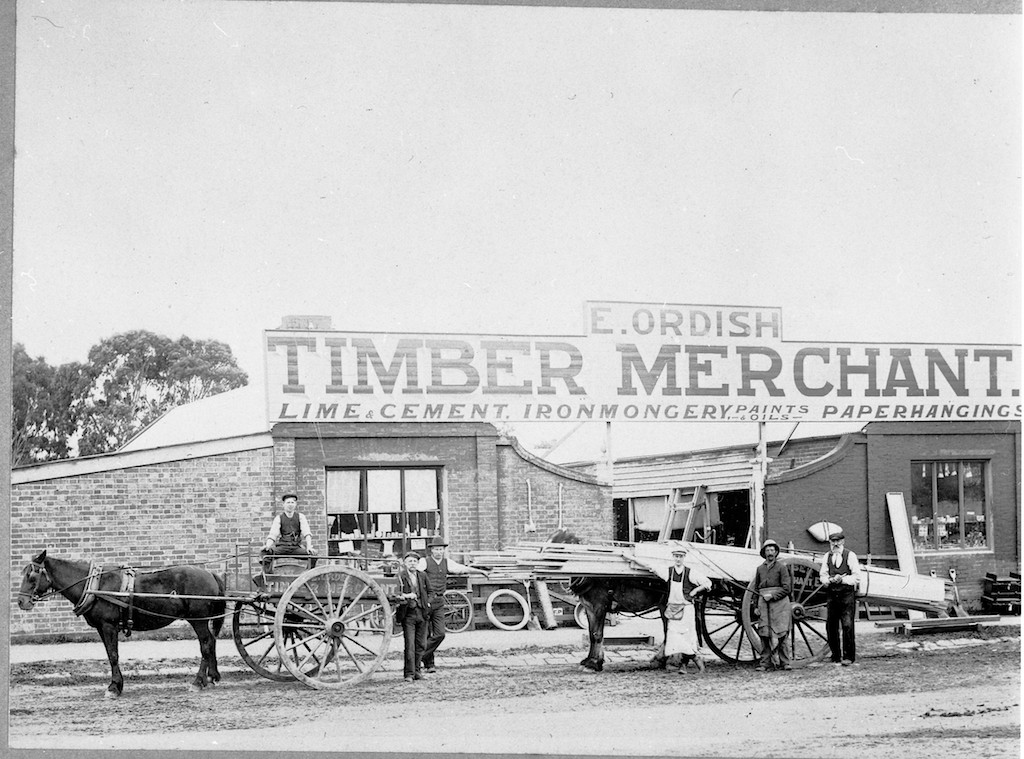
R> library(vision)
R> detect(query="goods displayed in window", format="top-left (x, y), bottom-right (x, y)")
top-left (325, 467), bottom-right (443, 557)
top-left (910, 461), bottom-right (987, 551)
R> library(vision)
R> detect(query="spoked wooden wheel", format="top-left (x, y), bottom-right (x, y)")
top-left (443, 590), bottom-right (474, 633)
top-left (234, 599), bottom-right (328, 681)
top-left (741, 557), bottom-right (830, 667)
top-left (273, 565), bottom-right (393, 688)
top-left (234, 600), bottom-right (278, 680)
top-left (696, 580), bottom-right (759, 665)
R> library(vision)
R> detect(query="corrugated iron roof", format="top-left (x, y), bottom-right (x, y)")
top-left (119, 384), bottom-right (269, 452)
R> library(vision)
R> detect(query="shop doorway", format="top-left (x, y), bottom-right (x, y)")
top-left (714, 490), bottom-right (751, 547)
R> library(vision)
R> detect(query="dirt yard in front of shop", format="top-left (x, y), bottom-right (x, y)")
top-left (8, 627), bottom-right (1020, 757)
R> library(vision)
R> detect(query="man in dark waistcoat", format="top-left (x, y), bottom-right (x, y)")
top-left (260, 493), bottom-right (316, 573)
top-left (818, 531), bottom-right (863, 666)
top-left (417, 536), bottom-right (489, 673)
top-left (396, 551), bottom-right (433, 681)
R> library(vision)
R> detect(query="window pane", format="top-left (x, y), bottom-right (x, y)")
top-left (962, 462), bottom-right (987, 548)
top-left (935, 462), bottom-right (961, 550)
top-left (326, 470), bottom-right (361, 514)
top-left (909, 462), bottom-right (935, 550)
top-left (404, 469), bottom-right (439, 512)
top-left (367, 470), bottom-right (401, 513)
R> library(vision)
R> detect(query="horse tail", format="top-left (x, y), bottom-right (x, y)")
top-left (210, 571), bottom-right (227, 637)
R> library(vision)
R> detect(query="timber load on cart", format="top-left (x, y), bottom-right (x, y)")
top-left (485, 538), bottom-right (948, 666)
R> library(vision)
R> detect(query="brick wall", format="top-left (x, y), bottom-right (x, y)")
top-left (281, 423), bottom-right (611, 553)
top-left (496, 441), bottom-right (612, 546)
top-left (11, 448), bottom-right (274, 636)
top-left (767, 436), bottom-right (845, 477)
top-left (765, 436), bottom-right (870, 553)
top-left (766, 422), bottom-right (1021, 610)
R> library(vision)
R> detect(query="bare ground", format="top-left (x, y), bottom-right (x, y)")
top-left (8, 630), bottom-right (1021, 757)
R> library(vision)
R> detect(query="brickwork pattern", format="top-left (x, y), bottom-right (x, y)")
top-left (11, 449), bottom-right (274, 636)
top-left (496, 444), bottom-right (612, 546)
top-left (766, 424), bottom-right (1021, 610)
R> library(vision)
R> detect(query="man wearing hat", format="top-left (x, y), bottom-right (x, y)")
top-left (417, 536), bottom-right (490, 673)
top-left (260, 494), bottom-right (315, 574)
top-left (396, 551), bottom-right (433, 682)
top-left (633, 545), bottom-right (712, 673)
top-left (752, 539), bottom-right (793, 671)
top-left (818, 531), bottom-right (863, 666)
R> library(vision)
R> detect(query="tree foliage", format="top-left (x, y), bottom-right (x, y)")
top-left (12, 332), bottom-right (248, 464)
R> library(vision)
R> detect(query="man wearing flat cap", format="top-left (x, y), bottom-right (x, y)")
top-left (260, 493), bottom-right (315, 574)
top-left (417, 536), bottom-right (490, 673)
top-left (818, 531), bottom-right (863, 666)
top-left (752, 538), bottom-right (793, 671)
top-left (633, 545), bottom-right (712, 674)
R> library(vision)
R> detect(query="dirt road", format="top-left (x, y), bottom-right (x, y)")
top-left (8, 628), bottom-right (1020, 757)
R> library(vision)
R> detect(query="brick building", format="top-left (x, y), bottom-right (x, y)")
top-left (10, 387), bottom-right (610, 637)
top-left (598, 420), bottom-right (1021, 609)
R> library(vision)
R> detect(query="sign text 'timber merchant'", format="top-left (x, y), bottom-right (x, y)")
top-left (264, 301), bottom-right (1020, 423)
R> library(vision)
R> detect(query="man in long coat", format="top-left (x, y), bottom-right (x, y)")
top-left (752, 538), bottom-right (793, 671)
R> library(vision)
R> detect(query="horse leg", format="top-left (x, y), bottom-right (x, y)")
top-left (651, 610), bottom-right (668, 669)
top-left (188, 620), bottom-right (215, 691)
top-left (98, 623), bottom-right (124, 699)
top-left (580, 603), bottom-right (607, 672)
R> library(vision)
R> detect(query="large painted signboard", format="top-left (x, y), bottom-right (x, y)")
top-left (265, 301), bottom-right (1020, 424)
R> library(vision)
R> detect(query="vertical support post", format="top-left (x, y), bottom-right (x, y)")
top-left (751, 422), bottom-right (770, 549)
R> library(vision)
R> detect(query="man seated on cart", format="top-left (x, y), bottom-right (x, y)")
top-left (260, 493), bottom-right (316, 574)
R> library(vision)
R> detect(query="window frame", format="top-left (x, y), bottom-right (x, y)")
top-left (324, 465), bottom-right (444, 556)
top-left (909, 459), bottom-right (992, 553)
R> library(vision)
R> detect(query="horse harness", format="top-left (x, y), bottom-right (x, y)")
top-left (73, 562), bottom-right (139, 636)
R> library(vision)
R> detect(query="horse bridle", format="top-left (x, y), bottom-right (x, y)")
top-left (17, 561), bottom-right (50, 607)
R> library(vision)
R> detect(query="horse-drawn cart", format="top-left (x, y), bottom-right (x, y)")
top-left (224, 543), bottom-right (403, 689)
top-left (503, 536), bottom-right (949, 668)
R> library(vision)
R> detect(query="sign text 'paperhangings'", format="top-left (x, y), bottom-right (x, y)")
top-left (264, 302), bottom-right (1021, 424)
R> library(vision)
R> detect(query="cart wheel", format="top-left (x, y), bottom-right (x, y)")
top-left (741, 556), bottom-right (830, 668)
top-left (443, 590), bottom-right (474, 633)
top-left (234, 598), bottom-right (335, 681)
top-left (273, 565), bottom-right (393, 688)
top-left (573, 602), bottom-right (588, 629)
top-left (485, 588), bottom-right (530, 631)
top-left (696, 580), bottom-right (759, 665)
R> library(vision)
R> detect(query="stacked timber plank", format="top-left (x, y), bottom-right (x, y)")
top-left (466, 541), bottom-right (650, 579)
top-left (465, 540), bottom-right (949, 616)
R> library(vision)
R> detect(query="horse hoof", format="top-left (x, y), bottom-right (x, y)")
top-left (104, 689), bottom-right (120, 700)
top-left (187, 682), bottom-right (204, 693)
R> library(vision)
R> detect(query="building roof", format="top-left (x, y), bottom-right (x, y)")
top-left (120, 384), bottom-right (270, 452)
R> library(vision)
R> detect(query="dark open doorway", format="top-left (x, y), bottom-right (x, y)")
top-left (714, 490), bottom-right (751, 547)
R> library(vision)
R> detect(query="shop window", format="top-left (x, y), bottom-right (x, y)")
top-left (909, 460), bottom-right (988, 551)
top-left (325, 467), bottom-right (443, 557)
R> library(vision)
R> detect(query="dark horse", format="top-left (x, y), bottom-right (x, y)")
top-left (551, 529), bottom-right (669, 672)
top-left (17, 549), bottom-right (227, 699)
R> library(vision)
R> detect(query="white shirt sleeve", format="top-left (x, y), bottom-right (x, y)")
top-left (639, 561), bottom-right (670, 582)
top-left (846, 551), bottom-right (863, 588)
top-left (266, 515), bottom-right (283, 543)
top-left (298, 514), bottom-right (312, 542)
top-left (687, 566), bottom-right (713, 592)
top-left (444, 556), bottom-right (475, 574)
top-left (819, 554), bottom-right (830, 585)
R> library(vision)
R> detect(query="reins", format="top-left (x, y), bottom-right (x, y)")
top-left (20, 557), bottom-right (238, 626)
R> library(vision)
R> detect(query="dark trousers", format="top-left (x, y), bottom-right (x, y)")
top-left (260, 544), bottom-right (315, 573)
top-left (826, 589), bottom-right (857, 663)
top-left (759, 633), bottom-right (790, 668)
top-left (402, 614), bottom-right (427, 677)
top-left (420, 603), bottom-right (446, 668)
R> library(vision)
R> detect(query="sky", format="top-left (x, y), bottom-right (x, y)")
top-left (11, 0), bottom-right (1021, 461)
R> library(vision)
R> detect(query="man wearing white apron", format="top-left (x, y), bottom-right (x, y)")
top-left (636, 545), bottom-right (712, 673)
